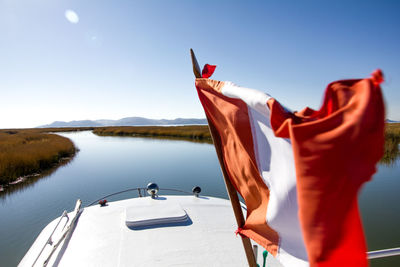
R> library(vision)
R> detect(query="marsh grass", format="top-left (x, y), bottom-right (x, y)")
top-left (381, 123), bottom-right (400, 165)
top-left (0, 129), bottom-right (77, 185)
top-left (93, 125), bottom-right (212, 141)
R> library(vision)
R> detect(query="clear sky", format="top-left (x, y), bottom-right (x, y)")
top-left (1, 0), bottom-right (399, 128)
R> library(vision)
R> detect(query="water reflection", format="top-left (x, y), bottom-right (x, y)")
top-left (93, 132), bottom-right (213, 144)
top-left (380, 142), bottom-right (400, 166)
top-left (0, 157), bottom-right (76, 200)
top-left (360, 158), bottom-right (400, 267)
top-left (0, 132), bottom-right (212, 198)
top-left (2, 130), bottom-right (398, 197)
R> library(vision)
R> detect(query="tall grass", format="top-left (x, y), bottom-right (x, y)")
top-left (381, 123), bottom-right (400, 165)
top-left (93, 125), bottom-right (212, 141)
top-left (0, 130), bottom-right (76, 185)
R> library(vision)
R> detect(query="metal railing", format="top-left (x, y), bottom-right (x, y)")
top-left (87, 186), bottom-right (195, 206)
top-left (368, 247), bottom-right (400, 259)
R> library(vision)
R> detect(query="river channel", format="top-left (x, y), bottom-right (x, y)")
top-left (0, 131), bottom-right (399, 266)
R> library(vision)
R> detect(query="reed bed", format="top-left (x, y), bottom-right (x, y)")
top-left (93, 125), bottom-right (212, 141)
top-left (38, 127), bottom-right (95, 133)
top-left (0, 130), bottom-right (77, 185)
top-left (381, 123), bottom-right (400, 165)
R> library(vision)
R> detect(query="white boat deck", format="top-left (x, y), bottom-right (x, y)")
top-left (19, 195), bottom-right (282, 267)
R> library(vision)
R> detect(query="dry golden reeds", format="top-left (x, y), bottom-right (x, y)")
top-left (0, 130), bottom-right (76, 184)
top-left (381, 123), bottom-right (400, 165)
top-left (93, 125), bottom-right (212, 141)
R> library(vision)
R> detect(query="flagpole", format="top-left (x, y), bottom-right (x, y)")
top-left (190, 49), bottom-right (257, 267)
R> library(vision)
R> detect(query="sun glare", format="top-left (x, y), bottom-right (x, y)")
top-left (65, 9), bottom-right (79, 24)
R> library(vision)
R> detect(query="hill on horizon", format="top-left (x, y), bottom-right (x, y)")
top-left (38, 117), bottom-right (208, 128)
top-left (386, 119), bottom-right (400, 123)
top-left (38, 117), bottom-right (399, 128)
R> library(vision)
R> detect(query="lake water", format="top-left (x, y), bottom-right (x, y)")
top-left (0, 131), bottom-right (399, 266)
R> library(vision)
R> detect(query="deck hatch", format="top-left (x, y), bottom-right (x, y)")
top-left (125, 201), bottom-right (189, 229)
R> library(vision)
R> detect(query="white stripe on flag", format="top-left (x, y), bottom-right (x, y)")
top-left (222, 82), bottom-right (308, 266)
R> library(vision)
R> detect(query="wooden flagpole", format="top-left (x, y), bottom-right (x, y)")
top-left (190, 49), bottom-right (257, 267)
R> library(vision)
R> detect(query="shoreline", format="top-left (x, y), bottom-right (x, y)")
top-left (1, 124), bottom-right (399, 192)
top-left (0, 156), bottom-right (73, 191)
top-left (92, 125), bottom-right (212, 142)
top-left (0, 129), bottom-right (78, 189)
top-left (0, 126), bottom-right (210, 192)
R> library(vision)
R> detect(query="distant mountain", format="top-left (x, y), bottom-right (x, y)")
top-left (40, 120), bottom-right (104, 128)
top-left (38, 117), bottom-right (208, 128)
top-left (386, 119), bottom-right (400, 123)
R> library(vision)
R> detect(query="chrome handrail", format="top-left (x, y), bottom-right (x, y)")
top-left (87, 187), bottom-right (194, 206)
top-left (87, 187), bottom-right (143, 206)
top-left (368, 247), bottom-right (400, 259)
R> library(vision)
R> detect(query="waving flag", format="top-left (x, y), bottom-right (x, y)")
top-left (195, 70), bottom-right (384, 266)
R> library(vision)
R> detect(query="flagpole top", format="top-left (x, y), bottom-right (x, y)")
top-left (190, 49), bottom-right (217, 79)
top-left (190, 49), bottom-right (202, 78)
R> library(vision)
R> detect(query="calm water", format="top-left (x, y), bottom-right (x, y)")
top-left (0, 131), bottom-right (399, 266)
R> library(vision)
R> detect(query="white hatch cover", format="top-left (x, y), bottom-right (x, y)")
top-left (125, 201), bottom-right (189, 228)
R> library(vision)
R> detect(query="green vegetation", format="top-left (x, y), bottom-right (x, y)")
top-left (93, 125), bottom-right (212, 142)
top-left (381, 123), bottom-right (400, 165)
top-left (0, 129), bottom-right (77, 185)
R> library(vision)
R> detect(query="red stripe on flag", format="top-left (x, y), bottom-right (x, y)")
top-left (269, 77), bottom-right (385, 266)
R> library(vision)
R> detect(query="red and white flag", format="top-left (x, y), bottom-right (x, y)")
top-left (195, 68), bottom-right (385, 266)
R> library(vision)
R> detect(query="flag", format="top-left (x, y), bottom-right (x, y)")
top-left (195, 69), bottom-right (385, 266)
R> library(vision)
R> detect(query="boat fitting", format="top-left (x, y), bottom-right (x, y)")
top-left (192, 186), bottom-right (201, 197)
top-left (147, 183), bottom-right (159, 199)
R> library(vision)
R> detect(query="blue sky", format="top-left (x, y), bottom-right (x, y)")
top-left (1, 0), bottom-right (399, 128)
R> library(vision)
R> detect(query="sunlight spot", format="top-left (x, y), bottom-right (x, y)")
top-left (65, 9), bottom-right (79, 24)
